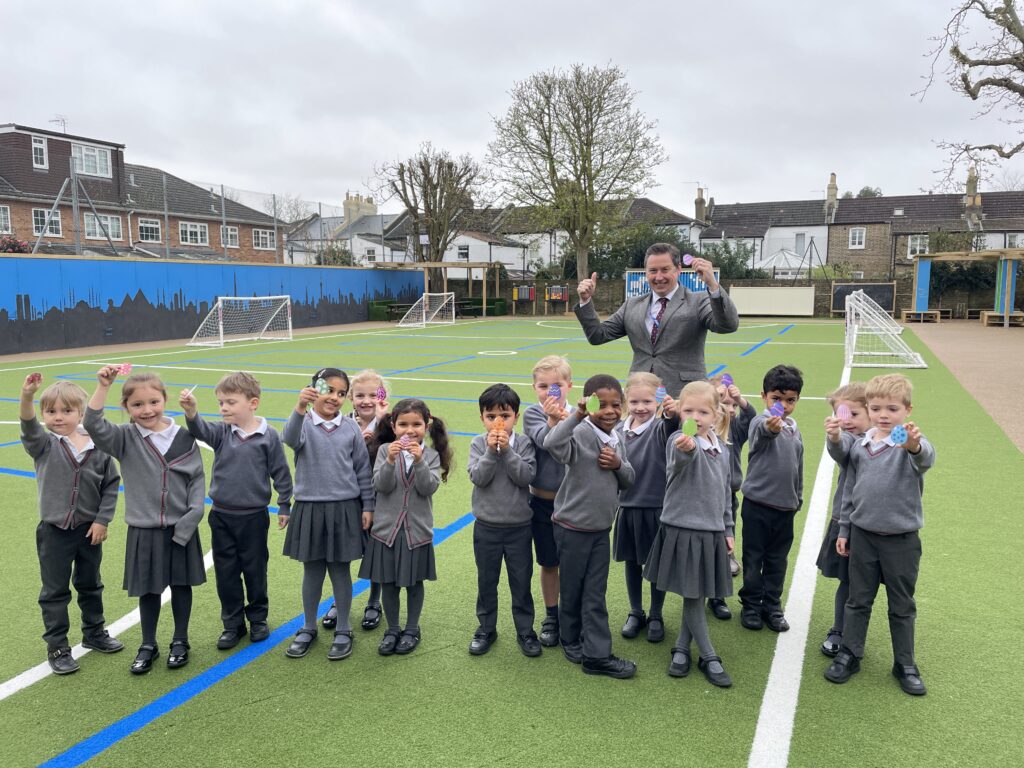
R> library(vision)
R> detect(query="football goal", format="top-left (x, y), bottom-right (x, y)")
top-left (397, 292), bottom-right (456, 328)
top-left (188, 295), bottom-right (293, 347)
top-left (845, 290), bottom-right (927, 369)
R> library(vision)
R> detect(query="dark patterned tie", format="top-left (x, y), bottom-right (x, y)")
top-left (650, 297), bottom-right (668, 345)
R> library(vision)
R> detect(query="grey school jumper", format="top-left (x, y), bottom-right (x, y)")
top-left (467, 433), bottom-right (536, 526)
top-left (522, 403), bottom-right (566, 493)
top-left (21, 417), bottom-right (120, 528)
top-left (728, 401), bottom-right (757, 491)
top-left (544, 413), bottom-right (635, 531)
top-left (742, 412), bottom-right (804, 511)
top-left (615, 416), bottom-right (677, 508)
top-left (826, 431), bottom-right (858, 521)
top-left (661, 433), bottom-right (734, 536)
top-left (186, 414), bottom-right (293, 516)
top-left (371, 444), bottom-right (441, 549)
top-left (84, 408), bottom-right (205, 545)
top-left (282, 411), bottom-right (374, 509)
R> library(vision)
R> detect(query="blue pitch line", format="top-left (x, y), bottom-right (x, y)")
top-left (739, 338), bottom-right (772, 357)
top-left (0, 440), bottom-right (22, 448)
top-left (40, 512), bottom-right (476, 768)
top-left (708, 364), bottom-right (726, 377)
top-left (776, 324), bottom-right (795, 335)
top-left (384, 355), bottom-right (478, 375)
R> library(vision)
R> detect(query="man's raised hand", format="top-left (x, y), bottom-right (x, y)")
top-left (577, 272), bottom-right (598, 303)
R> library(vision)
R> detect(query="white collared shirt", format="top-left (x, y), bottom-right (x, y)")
top-left (697, 431), bottom-right (722, 452)
top-left (349, 413), bottom-right (377, 435)
top-left (231, 416), bottom-right (268, 438)
top-left (623, 414), bottom-right (656, 437)
top-left (645, 286), bottom-right (679, 337)
top-left (135, 418), bottom-right (180, 455)
top-left (586, 417), bottom-right (620, 448)
top-left (57, 426), bottom-right (94, 462)
top-left (861, 427), bottom-right (897, 447)
top-left (310, 410), bottom-right (343, 430)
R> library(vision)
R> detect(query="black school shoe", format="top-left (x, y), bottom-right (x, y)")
top-left (249, 621), bottom-right (270, 642)
top-left (321, 603), bottom-right (337, 630)
top-left (378, 629), bottom-right (400, 656)
top-left (561, 641), bottom-right (583, 664)
top-left (327, 631), bottom-right (354, 661)
top-left (130, 644), bottom-right (159, 675)
top-left (217, 625), bottom-right (247, 650)
top-left (740, 607), bottom-right (764, 630)
top-left (821, 629), bottom-right (842, 657)
top-left (361, 602), bottom-right (382, 631)
top-left (167, 639), bottom-right (190, 669)
top-left (708, 599), bottom-right (732, 621)
top-left (582, 655), bottom-right (637, 679)
top-left (47, 646), bottom-right (80, 675)
top-left (646, 615), bottom-right (665, 643)
top-left (892, 663), bottom-right (927, 696)
top-left (539, 615), bottom-right (559, 647)
top-left (285, 628), bottom-right (317, 658)
top-left (517, 631), bottom-right (542, 657)
top-left (395, 629), bottom-right (421, 655)
top-left (620, 610), bottom-right (647, 639)
top-left (667, 647), bottom-right (691, 678)
top-left (762, 609), bottom-right (790, 632)
top-left (698, 655), bottom-right (732, 688)
top-left (469, 629), bottom-right (497, 656)
top-left (824, 649), bottom-right (861, 683)
top-left (82, 630), bottom-right (124, 654)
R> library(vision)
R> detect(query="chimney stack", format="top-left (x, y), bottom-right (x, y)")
top-left (694, 187), bottom-right (706, 222)
top-left (964, 167), bottom-right (982, 226)
top-left (343, 192), bottom-right (378, 226)
top-left (825, 172), bottom-right (838, 223)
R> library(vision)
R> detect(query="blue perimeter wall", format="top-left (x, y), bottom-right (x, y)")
top-left (0, 256), bottom-right (422, 354)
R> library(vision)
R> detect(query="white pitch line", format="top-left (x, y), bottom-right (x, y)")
top-left (747, 365), bottom-right (851, 768)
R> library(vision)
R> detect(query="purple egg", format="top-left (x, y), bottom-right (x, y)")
top-left (836, 404), bottom-right (852, 421)
top-left (682, 254), bottom-right (694, 266)
top-left (655, 385), bottom-right (667, 403)
top-left (770, 402), bottom-right (785, 418)
top-left (721, 373), bottom-right (734, 388)
top-left (548, 383), bottom-right (561, 400)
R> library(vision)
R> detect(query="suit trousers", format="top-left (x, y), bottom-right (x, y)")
top-left (36, 521), bottom-right (106, 650)
top-left (739, 498), bottom-right (797, 611)
top-left (473, 520), bottom-right (535, 635)
top-left (553, 524), bottom-right (612, 660)
top-left (209, 509), bottom-right (270, 628)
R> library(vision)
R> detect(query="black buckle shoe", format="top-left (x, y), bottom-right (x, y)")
top-left (621, 610), bottom-right (647, 639)
top-left (892, 663), bottom-right (927, 696)
top-left (361, 602), bottom-right (382, 630)
top-left (395, 629), bottom-right (421, 655)
top-left (217, 625), bottom-right (247, 650)
top-left (249, 621), bottom-right (270, 643)
top-left (539, 615), bottom-right (559, 647)
top-left (824, 649), bottom-right (861, 684)
top-left (668, 647), bottom-right (691, 678)
top-left (820, 629), bottom-right (842, 657)
top-left (646, 615), bottom-right (665, 643)
top-left (321, 604), bottom-right (337, 630)
top-left (582, 655), bottom-right (637, 679)
top-left (469, 629), bottom-right (497, 656)
top-left (47, 646), bottom-right (80, 675)
top-left (517, 631), bottom-right (542, 657)
top-left (698, 655), bottom-right (733, 688)
top-left (130, 644), bottom-right (159, 675)
top-left (378, 629), bottom-right (400, 656)
top-left (708, 599), bottom-right (732, 621)
top-left (167, 639), bottom-right (190, 669)
top-left (327, 630), bottom-right (354, 660)
top-left (285, 628), bottom-right (317, 658)
top-left (82, 630), bottom-right (124, 654)
top-left (740, 607), bottom-right (764, 630)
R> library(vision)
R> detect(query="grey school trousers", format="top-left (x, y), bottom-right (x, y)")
top-left (553, 524), bottom-right (612, 660)
top-left (473, 519), bottom-right (535, 635)
top-left (36, 521), bottom-right (106, 650)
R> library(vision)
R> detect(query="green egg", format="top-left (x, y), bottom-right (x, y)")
top-left (587, 394), bottom-right (600, 411)
top-left (683, 418), bottom-right (698, 436)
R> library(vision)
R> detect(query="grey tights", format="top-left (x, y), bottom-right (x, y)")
top-left (302, 560), bottom-right (352, 632)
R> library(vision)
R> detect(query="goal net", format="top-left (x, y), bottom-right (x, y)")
top-left (188, 295), bottom-right (292, 347)
top-left (845, 290), bottom-right (927, 369)
top-left (397, 292), bottom-right (456, 328)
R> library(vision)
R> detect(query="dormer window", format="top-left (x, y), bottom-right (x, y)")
top-left (71, 144), bottom-right (112, 178)
top-left (893, 208), bottom-right (904, 216)
top-left (32, 136), bottom-right (48, 169)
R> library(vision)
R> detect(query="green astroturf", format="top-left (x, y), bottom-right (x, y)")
top-left (0, 318), bottom-right (1017, 767)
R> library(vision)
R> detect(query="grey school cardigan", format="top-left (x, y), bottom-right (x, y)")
top-left (84, 408), bottom-right (205, 546)
top-left (661, 432), bottom-right (734, 536)
top-left (370, 444), bottom-right (441, 549)
top-left (20, 417), bottom-right (120, 528)
top-left (544, 413), bottom-right (635, 532)
top-left (467, 432), bottom-right (536, 526)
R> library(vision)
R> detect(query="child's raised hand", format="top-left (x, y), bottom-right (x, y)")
top-left (178, 388), bottom-right (198, 415)
top-left (22, 373), bottom-right (43, 395)
top-left (494, 430), bottom-right (510, 452)
top-left (361, 510), bottom-right (373, 531)
top-left (824, 415), bottom-right (842, 441)
top-left (408, 440), bottom-right (423, 463)
top-left (541, 396), bottom-right (565, 421)
top-left (486, 429), bottom-right (501, 452)
top-left (674, 432), bottom-right (696, 453)
top-left (597, 445), bottom-right (621, 470)
top-left (765, 415), bottom-right (783, 434)
top-left (661, 394), bottom-right (678, 417)
top-left (726, 536), bottom-right (735, 554)
top-left (836, 537), bottom-right (849, 557)
top-left (902, 421), bottom-right (922, 453)
top-left (96, 365), bottom-right (119, 387)
top-left (295, 386), bottom-right (318, 413)
top-left (728, 384), bottom-right (744, 406)
top-left (374, 398), bottom-right (390, 420)
top-left (386, 440), bottom-right (403, 463)
top-left (86, 522), bottom-right (108, 546)
top-left (362, 428), bottom-right (374, 443)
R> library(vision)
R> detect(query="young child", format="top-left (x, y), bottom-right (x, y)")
top-left (361, 398), bottom-right (452, 656)
top-left (706, 372), bottom-right (757, 620)
top-left (738, 364), bottom-right (804, 633)
top-left (544, 374), bottom-right (636, 679)
top-left (281, 368), bottom-right (373, 661)
top-left (613, 372), bottom-right (678, 643)
top-left (467, 383), bottom-right (539, 657)
top-left (522, 355), bottom-right (573, 647)
top-left (85, 367), bottom-right (206, 674)
top-left (825, 374), bottom-right (935, 696)
top-left (322, 369), bottom-right (390, 633)
top-left (645, 381), bottom-right (735, 687)
top-left (179, 372), bottom-right (293, 650)
top-left (816, 381), bottom-right (869, 657)
top-left (20, 375), bottom-right (123, 675)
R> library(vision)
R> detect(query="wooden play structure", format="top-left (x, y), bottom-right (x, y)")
top-left (908, 248), bottom-right (1023, 328)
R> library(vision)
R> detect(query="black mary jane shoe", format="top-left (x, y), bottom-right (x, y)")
top-left (620, 610), bottom-right (647, 639)
top-left (327, 630), bottom-right (354, 661)
top-left (130, 644), bottom-right (159, 675)
top-left (285, 628), bottom-right (318, 658)
top-left (698, 655), bottom-right (733, 688)
top-left (378, 629), bottom-right (401, 656)
top-left (167, 639), bottom-right (190, 669)
top-left (646, 615), bottom-right (665, 643)
top-left (395, 629), bottom-right (421, 655)
top-left (321, 604), bottom-right (338, 630)
top-left (668, 647), bottom-right (691, 678)
top-left (361, 602), bottom-right (382, 631)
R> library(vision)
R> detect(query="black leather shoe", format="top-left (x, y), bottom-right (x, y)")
top-left (217, 625), bottom-right (247, 650)
top-left (249, 621), bottom-right (270, 643)
top-left (47, 646), bottom-right (79, 675)
top-left (327, 631), bottom-right (354, 660)
top-left (824, 649), bottom-right (861, 683)
top-left (821, 629), bottom-right (842, 657)
top-left (621, 610), bottom-right (647, 639)
top-left (708, 599), bottom-right (732, 621)
top-left (667, 647), bottom-right (691, 678)
top-left (361, 602), bottom-right (382, 631)
top-left (646, 615), bottom-right (665, 643)
top-left (82, 631), bottom-right (124, 654)
top-left (561, 641), bottom-right (583, 664)
top-left (740, 608), bottom-right (763, 630)
top-left (378, 629), bottom-right (400, 656)
top-left (167, 639), bottom-right (190, 669)
top-left (539, 615), bottom-right (559, 647)
top-left (698, 655), bottom-right (733, 688)
top-left (582, 655), bottom-right (636, 679)
top-left (395, 629), bottom-right (421, 655)
top-left (321, 604), bottom-right (337, 629)
top-left (892, 663), bottom-right (927, 696)
top-left (762, 609), bottom-right (790, 632)
top-left (469, 629), bottom-right (497, 656)
top-left (285, 628), bottom-right (317, 658)
top-left (130, 644), bottom-right (159, 675)
top-left (517, 632), bottom-right (542, 657)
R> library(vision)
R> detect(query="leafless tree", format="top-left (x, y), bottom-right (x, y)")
top-left (265, 193), bottom-right (314, 225)
top-left (488, 63), bottom-right (667, 278)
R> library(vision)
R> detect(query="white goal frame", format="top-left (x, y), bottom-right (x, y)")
top-left (397, 292), bottom-right (456, 328)
top-left (845, 290), bottom-right (927, 369)
top-left (188, 295), bottom-right (293, 347)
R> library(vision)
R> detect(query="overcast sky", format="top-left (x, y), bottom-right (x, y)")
top-left (7, 0), bottom-right (1024, 217)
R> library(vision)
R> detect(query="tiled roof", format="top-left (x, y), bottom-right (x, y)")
top-left (624, 197), bottom-right (695, 225)
top-left (832, 194), bottom-right (963, 224)
top-left (702, 199), bottom-right (827, 239)
top-left (124, 164), bottom-right (274, 225)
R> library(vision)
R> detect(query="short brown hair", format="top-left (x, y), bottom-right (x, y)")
top-left (216, 371), bottom-right (261, 400)
top-left (644, 242), bottom-right (681, 268)
top-left (39, 381), bottom-right (88, 413)
top-left (120, 373), bottom-right (167, 409)
top-left (532, 355), bottom-right (572, 382)
top-left (866, 374), bottom-right (913, 407)
top-left (827, 381), bottom-right (867, 409)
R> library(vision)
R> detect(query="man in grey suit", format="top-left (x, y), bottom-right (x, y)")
top-left (574, 243), bottom-right (739, 393)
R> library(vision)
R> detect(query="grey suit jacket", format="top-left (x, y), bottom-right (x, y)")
top-left (573, 287), bottom-right (739, 391)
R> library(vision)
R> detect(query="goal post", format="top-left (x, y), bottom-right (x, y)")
top-left (188, 295), bottom-right (292, 347)
top-left (397, 292), bottom-right (456, 328)
top-left (845, 290), bottom-right (927, 369)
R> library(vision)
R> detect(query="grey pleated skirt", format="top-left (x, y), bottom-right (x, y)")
top-left (123, 525), bottom-right (207, 597)
top-left (359, 532), bottom-right (436, 587)
top-left (643, 523), bottom-right (732, 599)
top-left (816, 519), bottom-right (849, 582)
top-left (283, 499), bottom-right (364, 563)
top-left (612, 506), bottom-right (661, 563)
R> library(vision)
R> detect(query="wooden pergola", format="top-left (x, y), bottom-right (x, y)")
top-left (373, 261), bottom-right (503, 317)
top-left (909, 247), bottom-right (1023, 328)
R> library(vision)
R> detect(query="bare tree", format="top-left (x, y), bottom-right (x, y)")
top-left (920, 1), bottom-right (1024, 185)
top-left (993, 166), bottom-right (1024, 188)
top-left (488, 63), bottom-right (667, 278)
top-left (264, 193), bottom-right (313, 225)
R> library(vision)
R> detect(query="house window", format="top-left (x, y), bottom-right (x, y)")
top-left (71, 144), bottom-right (112, 178)
top-left (138, 218), bottom-right (161, 242)
top-left (848, 227), bottom-right (866, 249)
top-left (32, 137), bottom-right (48, 169)
top-left (794, 232), bottom-right (806, 255)
top-left (364, 248), bottom-right (376, 263)
top-left (84, 213), bottom-right (123, 240)
top-left (253, 229), bottom-right (276, 250)
top-left (179, 221), bottom-right (209, 246)
top-left (908, 234), bottom-right (929, 257)
top-left (893, 208), bottom-right (904, 216)
top-left (220, 225), bottom-right (239, 248)
top-left (457, 245), bottom-right (470, 260)
top-left (32, 209), bottom-right (62, 236)
top-left (1008, 233), bottom-right (1023, 248)
top-left (0, 205), bottom-right (10, 233)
